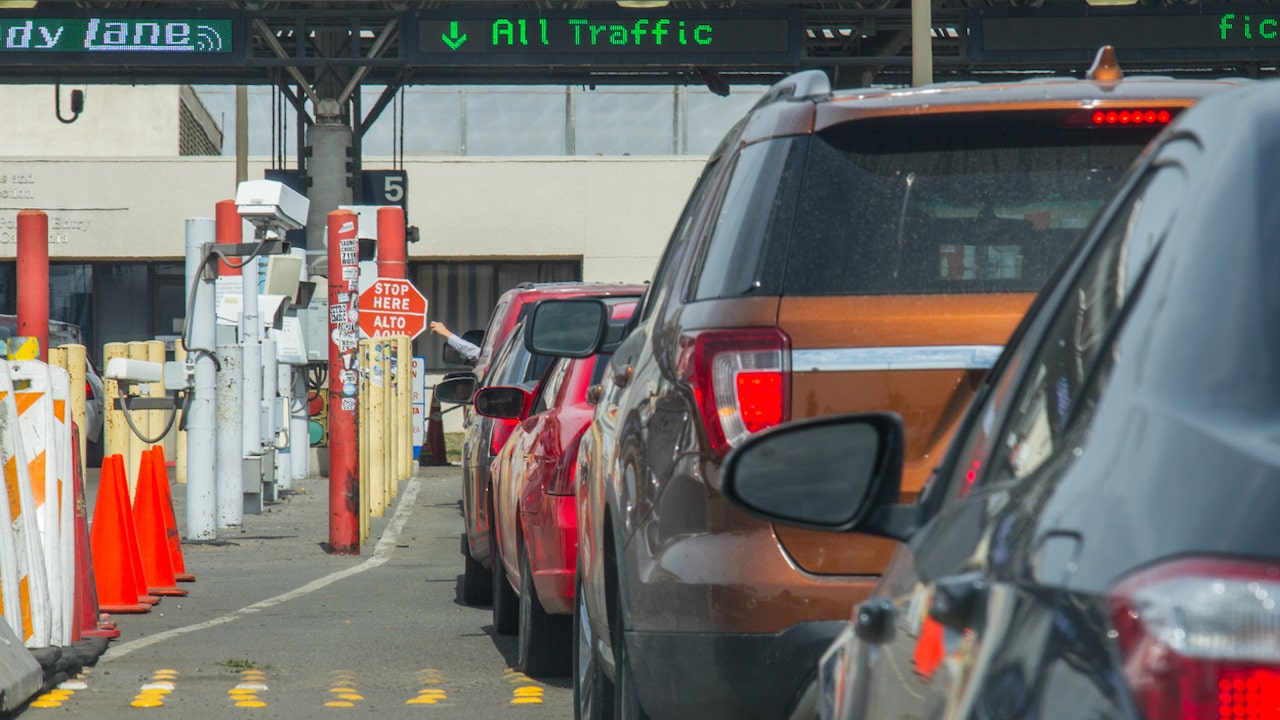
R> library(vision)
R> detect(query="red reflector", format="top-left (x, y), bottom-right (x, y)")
top-left (735, 371), bottom-right (784, 433)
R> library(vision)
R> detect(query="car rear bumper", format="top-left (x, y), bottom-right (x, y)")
top-left (626, 621), bottom-right (845, 720)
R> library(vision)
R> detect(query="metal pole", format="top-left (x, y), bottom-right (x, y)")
top-left (327, 209), bottom-right (360, 554)
top-left (262, 337), bottom-right (282, 499)
top-left (912, 0), bottom-right (934, 87)
top-left (184, 218), bottom-right (217, 540)
top-left (215, 342), bottom-right (242, 529)
top-left (290, 367), bottom-right (309, 484)
top-left (16, 210), bottom-right (49, 361)
top-left (242, 251), bottom-right (262, 462)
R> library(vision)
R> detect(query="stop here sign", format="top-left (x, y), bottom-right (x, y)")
top-left (357, 278), bottom-right (429, 339)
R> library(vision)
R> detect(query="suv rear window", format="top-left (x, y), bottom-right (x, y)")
top-left (695, 109), bottom-right (1166, 299)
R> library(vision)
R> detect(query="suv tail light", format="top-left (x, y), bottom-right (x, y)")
top-left (1108, 557), bottom-right (1280, 720)
top-left (547, 435), bottom-right (582, 496)
top-left (678, 328), bottom-right (790, 459)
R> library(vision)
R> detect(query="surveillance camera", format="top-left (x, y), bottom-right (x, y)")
top-left (234, 179), bottom-right (310, 232)
top-left (105, 357), bottom-right (163, 384)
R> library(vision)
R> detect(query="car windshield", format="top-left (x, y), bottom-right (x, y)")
top-left (783, 109), bottom-right (1161, 296)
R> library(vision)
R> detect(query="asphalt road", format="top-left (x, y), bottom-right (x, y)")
top-left (13, 464), bottom-right (572, 718)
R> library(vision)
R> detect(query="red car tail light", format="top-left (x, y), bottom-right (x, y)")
top-left (1108, 557), bottom-right (1280, 720)
top-left (85, 381), bottom-right (95, 400)
top-left (547, 435), bottom-right (582, 496)
top-left (678, 328), bottom-right (790, 459)
top-left (490, 417), bottom-right (519, 457)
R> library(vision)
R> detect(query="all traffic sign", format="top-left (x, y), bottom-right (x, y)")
top-left (358, 278), bottom-right (428, 339)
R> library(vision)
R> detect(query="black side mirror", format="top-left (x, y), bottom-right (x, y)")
top-left (721, 412), bottom-right (917, 542)
top-left (474, 386), bottom-right (529, 420)
top-left (524, 299), bottom-right (607, 358)
top-left (433, 376), bottom-right (477, 404)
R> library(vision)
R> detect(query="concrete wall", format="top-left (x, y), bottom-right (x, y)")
top-left (0, 155), bottom-right (704, 280)
top-left (0, 86), bottom-right (184, 157)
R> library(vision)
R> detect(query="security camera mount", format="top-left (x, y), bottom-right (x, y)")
top-left (106, 357), bottom-right (190, 443)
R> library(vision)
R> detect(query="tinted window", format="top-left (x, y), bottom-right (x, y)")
top-left (533, 358), bottom-right (570, 415)
top-left (692, 138), bottom-right (802, 300)
top-left (994, 161), bottom-right (1185, 481)
top-left (783, 110), bottom-right (1164, 297)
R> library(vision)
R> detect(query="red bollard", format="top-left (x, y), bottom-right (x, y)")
top-left (215, 199), bottom-right (242, 276)
top-left (327, 210), bottom-right (361, 555)
top-left (16, 210), bottom-right (49, 361)
top-left (376, 206), bottom-right (407, 280)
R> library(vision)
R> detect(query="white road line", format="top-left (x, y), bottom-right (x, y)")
top-left (100, 476), bottom-right (423, 663)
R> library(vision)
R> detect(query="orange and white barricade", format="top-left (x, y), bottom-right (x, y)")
top-left (12, 359), bottom-right (77, 647)
top-left (0, 358), bottom-right (53, 647)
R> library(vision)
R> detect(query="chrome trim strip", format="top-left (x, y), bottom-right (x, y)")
top-left (792, 345), bottom-right (1003, 372)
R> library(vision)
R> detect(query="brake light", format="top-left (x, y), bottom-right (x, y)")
top-left (85, 381), bottom-right (94, 400)
top-left (547, 435), bottom-right (582, 496)
top-left (1108, 557), bottom-right (1280, 720)
top-left (1090, 108), bottom-right (1173, 126)
top-left (678, 328), bottom-right (790, 459)
top-left (490, 417), bottom-right (519, 457)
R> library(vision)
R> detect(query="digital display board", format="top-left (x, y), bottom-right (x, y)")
top-left (0, 14), bottom-right (239, 63)
top-left (972, 4), bottom-right (1280, 64)
top-left (412, 10), bottom-right (799, 66)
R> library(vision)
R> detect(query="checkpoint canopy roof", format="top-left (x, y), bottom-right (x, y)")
top-left (3, 1), bottom-right (1280, 89)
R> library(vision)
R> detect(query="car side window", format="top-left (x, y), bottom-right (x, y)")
top-left (691, 138), bottom-right (802, 300)
top-left (532, 358), bottom-right (569, 416)
top-left (989, 157), bottom-right (1191, 484)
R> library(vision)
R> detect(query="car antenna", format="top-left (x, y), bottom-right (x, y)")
top-left (1086, 45), bottom-right (1123, 86)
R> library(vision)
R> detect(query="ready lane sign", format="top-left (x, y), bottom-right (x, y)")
top-left (358, 278), bottom-right (428, 340)
top-left (0, 13), bottom-right (240, 63)
top-left (412, 9), bottom-right (800, 66)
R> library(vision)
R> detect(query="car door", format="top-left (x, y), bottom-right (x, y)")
top-left (840, 138), bottom-right (1196, 720)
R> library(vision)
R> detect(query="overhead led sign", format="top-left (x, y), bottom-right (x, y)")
top-left (412, 10), bottom-right (799, 66)
top-left (0, 15), bottom-right (238, 62)
top-left (972, 4), bottom-right (1280, 64)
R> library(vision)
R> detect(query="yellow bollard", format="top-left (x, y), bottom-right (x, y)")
top-left (358, 339), bottom-right (371, 541)
top-left (380, 340), bottom-right (393, 502)
top-left (368, 340), bottom-right (388, 519)
top-left (126, 341), bottom-right (150, 497)
top-left (53, 345), bottom-right (88, 482)
top-left (396, 335), bottom-right (412, 483)
top-left (102, 342), bottom-right (129, 476)
top-left (174, 344), bottom-right (187, 485)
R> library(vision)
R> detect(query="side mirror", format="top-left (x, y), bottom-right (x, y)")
top-left (524, 299), bottom-right (607, 358)
top-left (721, 412), bottom-right (918, 542)
top-left (474, 386), bottom-right (530, 420)
top-left (433, 376), bottom-right (477, 405)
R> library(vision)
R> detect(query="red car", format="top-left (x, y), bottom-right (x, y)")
top-left (479, 299), bottom-right (637, 677)
top-left (439, 282), bottom-right (645, 607)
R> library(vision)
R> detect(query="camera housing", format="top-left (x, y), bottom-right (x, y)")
top-left (234, 179), bottom-right (310, 232)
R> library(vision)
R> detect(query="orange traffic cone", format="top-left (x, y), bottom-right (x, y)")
top-left (133, 448), bottom-right (186, 597)
top-left (88, 454), bottom-right (151, 614)
top-left (149, 446), bottom-right (193, 582)
top-left (113, 454), bottom-right (161, 606)
top-left (72, 428), bottom-right (118, 639)
top-left (424, 392), bottom-right (448, 466)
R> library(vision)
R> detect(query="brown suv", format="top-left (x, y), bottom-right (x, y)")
top-left (527, 52), bottom-right (1241, 720)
